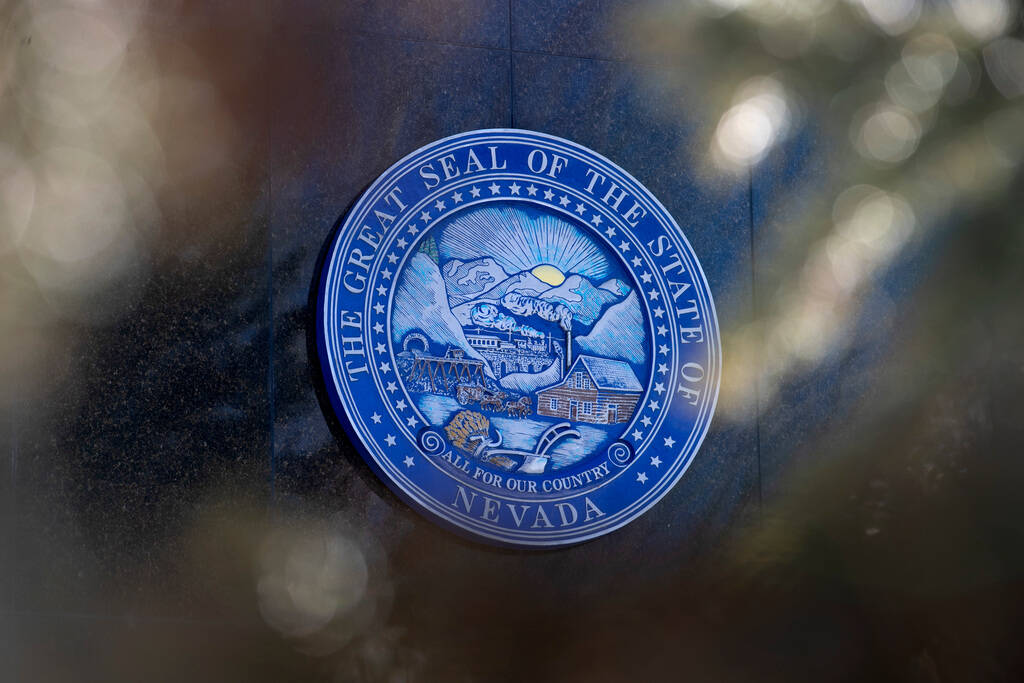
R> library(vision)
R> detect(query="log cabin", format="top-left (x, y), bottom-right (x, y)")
top-left (535, 355), bottom-right (642, 425)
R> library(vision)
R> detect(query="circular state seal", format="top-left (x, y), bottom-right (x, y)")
top-left (316, 130), bottom-right (721, 547)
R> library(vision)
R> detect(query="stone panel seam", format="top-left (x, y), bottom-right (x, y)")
top-left (749, 169), bottom-right (763, 516)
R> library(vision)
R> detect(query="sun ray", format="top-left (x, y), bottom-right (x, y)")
top-left (438, 205), bottom-right (610, 279)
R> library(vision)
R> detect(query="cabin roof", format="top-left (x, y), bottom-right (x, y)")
top-left (567, 355), bottom-right (643, 392)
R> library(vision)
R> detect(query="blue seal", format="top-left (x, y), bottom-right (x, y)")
top-left (315, 130), bottom-right (720, 547)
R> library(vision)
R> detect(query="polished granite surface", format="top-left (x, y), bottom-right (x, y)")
top-left (4, 1), bottom-right (1022, 680)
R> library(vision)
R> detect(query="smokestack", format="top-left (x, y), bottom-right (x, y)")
top-left (565, 325), bottom-right (572, 373)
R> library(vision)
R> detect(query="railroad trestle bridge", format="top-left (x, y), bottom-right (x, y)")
top-left (409, 349), bottom-right (486, 393)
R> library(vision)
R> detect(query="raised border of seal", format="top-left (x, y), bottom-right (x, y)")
top-left (314, 129), bottom-right (721, 547)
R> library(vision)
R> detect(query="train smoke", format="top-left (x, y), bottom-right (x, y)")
top-left (469, 302), bottom-right (545, 338)
top-left (500, 292), bottom-right (573, 331)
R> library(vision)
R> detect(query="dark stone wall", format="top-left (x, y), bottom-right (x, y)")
top-left (3, 2), bottom-right (1022, 681)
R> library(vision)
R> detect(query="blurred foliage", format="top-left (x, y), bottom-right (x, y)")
top-left (615, 0), bottom-right (1024, 421)
top-left (2, 0), bottom-right (1024, 681)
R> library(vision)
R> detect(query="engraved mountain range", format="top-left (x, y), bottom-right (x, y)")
top-left (393, 254), bottom-right (645, 378)
top-left (444, 257), bottom-right (631, 327)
